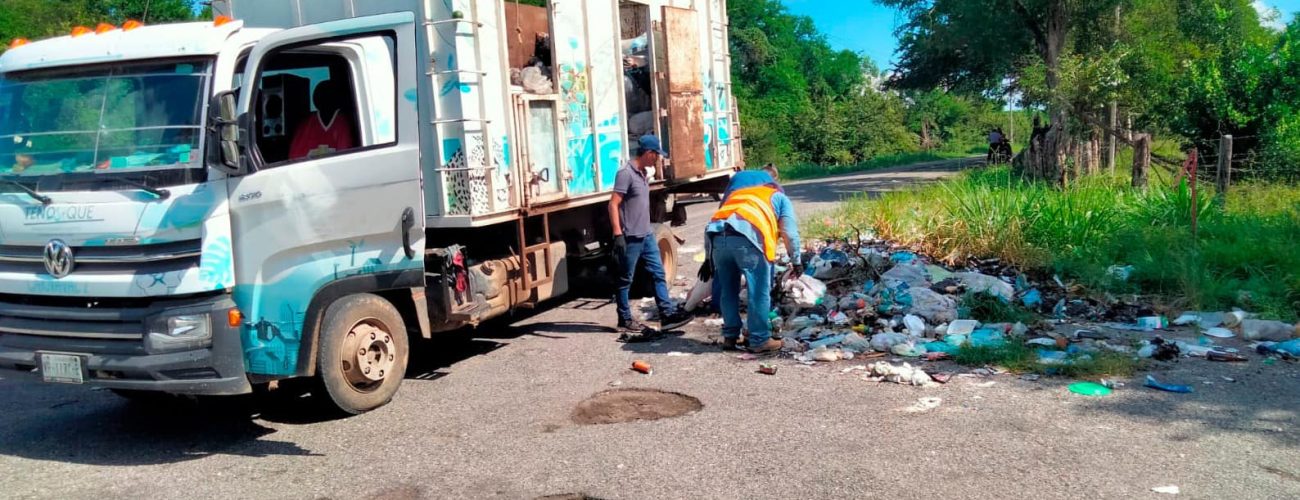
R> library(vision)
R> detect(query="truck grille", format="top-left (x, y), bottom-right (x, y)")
top-left (0, 239), bottom-right (201, 275)
top-left (0, 292), bottom-right (220, 345)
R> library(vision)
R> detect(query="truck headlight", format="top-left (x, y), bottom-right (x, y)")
top-left (145, 313), bottom-right (212, 352)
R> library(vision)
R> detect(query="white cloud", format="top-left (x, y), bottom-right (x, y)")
top-left (1254, 0), bottom-right (1287, 31)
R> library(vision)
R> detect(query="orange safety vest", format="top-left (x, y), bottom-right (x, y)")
top-left (711, 186), bottom-right (780, 262)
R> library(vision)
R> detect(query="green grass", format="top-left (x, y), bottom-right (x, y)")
top-left (954, 340), bottom-right (1147, 378)
top-left (779, 151), bottom-right (973, 181)
top-left (806, 166), bottom-right (1300, 321)
top-left (959, 292), bottom-right (1039, 323)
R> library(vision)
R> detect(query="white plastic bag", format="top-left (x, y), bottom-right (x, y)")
top-left (684, 278), bottom-right (712, 312)
top-left (908, 288), bottom-right (958, 324)
top-left (784, 275), bottom-right (827, 309)
top-left (870, 332), bottom-right (910, 352)
top-left (954, 272), bottom-right (1014, 300)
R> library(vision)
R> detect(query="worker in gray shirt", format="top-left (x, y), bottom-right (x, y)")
top-left (609, 135), bottom-right (691, 335)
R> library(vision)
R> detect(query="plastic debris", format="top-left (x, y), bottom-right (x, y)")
top-left (809, 248), bottom-right (853, 280)
top-left (890, 341), bottom-right (927, 357)
top-left (757, 363), bottom-right (778, 375)
top-left (1068, 382), bottom-right (1113, 397)
top-left (1136, 316), bottom-right (1169, 330)
top-left (954, 272), bottom-right (1015, 300)
top-left (881, 263), bottom-right (930, 289)
top-left (908, 288), bottom-right (959, 324)
top-left (1204, 327), bottom-right (1235, 339)
top-left (807, 333), bottom-right (849, 351)
top-left (1107, 265), bottom-right (1135, 281)
top-left (870, 332), bottom-right (910, 352)
top-left (1151, 485), bottom-right (1180, 495)
top-left (1144, 375), bottom-right (1193, 393)
top-left (947, 319), bottom-right (979, 336)
top-left (969, 329), bottom-right (1006, 347)
top-left (839, 333), bottom-right (873, 354)
top-left (903, 314), bottom-right (927, 336)
top-left (1206, 350), bottom-right (1247, 362)
top-left (684, 278), bottom-right (712, 312)
top-left (784, 275), bottom-right (828, 309)
top-left (1240, 319), bottom-right (1299, 342)
top-left (1021, 288), bottom-right (1043, 308)
top-left (631, 360), bottom-right (653, 375)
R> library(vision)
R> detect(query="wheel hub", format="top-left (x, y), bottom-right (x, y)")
top-left (340, 322), bottom-right (396, 390)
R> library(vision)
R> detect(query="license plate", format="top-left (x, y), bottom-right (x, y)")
top-left (40, 353), bottom-right (85, 384)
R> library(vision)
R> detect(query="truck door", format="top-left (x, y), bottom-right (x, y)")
top-left (228, 12), bottom-right (425, 377)
top-left (662, 6), bottom-right (706, 180)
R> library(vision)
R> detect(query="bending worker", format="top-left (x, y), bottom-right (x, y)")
top-left (705, 170), bottom-right (801, 353)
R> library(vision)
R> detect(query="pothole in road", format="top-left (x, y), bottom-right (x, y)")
top-left (570, 388), bottom-right (703, 425)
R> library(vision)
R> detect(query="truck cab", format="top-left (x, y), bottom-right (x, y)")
top-left (0, 0), bottom-right (741, 414)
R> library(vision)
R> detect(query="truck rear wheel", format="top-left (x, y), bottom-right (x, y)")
top-left (632, 224), bottom-right (680, 297)
top-left (316, 293), bottom-right (409, 414)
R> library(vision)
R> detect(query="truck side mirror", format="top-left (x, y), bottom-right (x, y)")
top-left (209, 91), bottom-right (247, 176)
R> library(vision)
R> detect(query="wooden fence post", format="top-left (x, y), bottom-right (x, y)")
top-left (1217, 134), bottom-right (1233, 205)
top-left (1132, 133), bottom-right (1150, 188)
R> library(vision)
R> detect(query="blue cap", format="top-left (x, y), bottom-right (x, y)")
top-left (638, 135), bottom-right (666, 156)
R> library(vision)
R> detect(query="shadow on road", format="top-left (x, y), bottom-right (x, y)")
top-left (0, 390), bottom-right (322, 466)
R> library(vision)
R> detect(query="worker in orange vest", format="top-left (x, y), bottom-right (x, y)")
top-left (705, 170), bottom-right (801, 353)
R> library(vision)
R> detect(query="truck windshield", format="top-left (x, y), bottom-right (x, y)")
top-left (0, 60), bottom-right (210, 179)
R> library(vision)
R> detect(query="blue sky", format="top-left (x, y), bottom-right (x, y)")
top-left (782, 0), bottom-right (1300, 71)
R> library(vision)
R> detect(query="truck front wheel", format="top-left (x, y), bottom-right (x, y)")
top-left (316, 293), bottom-right (409, 414)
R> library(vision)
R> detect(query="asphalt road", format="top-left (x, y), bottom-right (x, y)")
top-left (3, 159), bottom-right (1299, 500)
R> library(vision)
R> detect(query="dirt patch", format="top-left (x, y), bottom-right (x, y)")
top-left (570, 388), bottom-right (703, 425)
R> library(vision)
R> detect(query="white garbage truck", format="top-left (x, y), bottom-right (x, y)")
top-left (0, 0), bottom-right (741, 413)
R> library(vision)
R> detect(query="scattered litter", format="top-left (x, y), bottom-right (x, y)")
top-left (684, 279), bottom-right (712, 312)
top-left (904, 397), bottom-right (943, 413)
top-left (1151, 485), bottom-right (1180, 495)
top-left (1021, 374), bottom-right (1041, 382)
top-left (954, 272), bottom-right (1014, 300)
top-left (1026, 338), bottom-right (1058, 347)
top-left (903, 314), bottom-right (927, 336)
top-left (631, 360), bottom-right (653, 375)
top-left (1204, 327), bottom-right (1235, 338)
top-left (666, 351), bottom-right (692, 357)
top-left (809, 347), bottom-right (844, 362)
top-left (1221, 376), bottom-right (1236, 383)
top-left (703, 318), bottom-right (725, 327)
top-left (1240, 320), bottom-right (1299, 342)
top-left (891, 341), bottom-right (927, 357)
top-left (757, 364), bottom-right (778, 375)
top-left (1068, 382), bottom-right (1113, 397)
top-left (693, 252), bottom-right (707, 263)
top-left (931, 372), bottom-right (953, 383)
top-left (609, 380), bottom-right (623, 387)
top-left (1107, 265), bottom-right (1134, 281)
top-left (1136, 316), bottom-right (1169, 330)
top-left (1206, 351), bottom-right (1247, 362)
top-left (1144, 375), bottom-right (1193, 393)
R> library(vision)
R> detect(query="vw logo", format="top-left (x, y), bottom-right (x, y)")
top-left (43, 239), bottom-right (75, 279)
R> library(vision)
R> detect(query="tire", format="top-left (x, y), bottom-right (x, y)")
top-left (632, 224), bottom-right (680, 297)
top-left (315, 293), bottom-right (409, 414)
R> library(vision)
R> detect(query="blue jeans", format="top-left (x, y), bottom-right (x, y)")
top-left (615, 234), bottom-right (677, 323)
top-left (709, 233), bottom-right (773, 345)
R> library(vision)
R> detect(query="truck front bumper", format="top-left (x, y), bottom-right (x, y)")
top-left (0, 293), bottom-right (251, 395)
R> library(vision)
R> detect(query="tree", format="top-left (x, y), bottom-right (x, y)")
top-left (0, 0), bottom-right (201, 48)
top-left (882, 0), bottom-right (1126, 183)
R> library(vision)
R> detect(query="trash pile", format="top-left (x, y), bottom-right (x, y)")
top-left (694, 237), bottom-right (1300, 381)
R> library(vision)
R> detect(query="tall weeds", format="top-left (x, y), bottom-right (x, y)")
top-left (807, 166), bottom-right (1300, 320)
